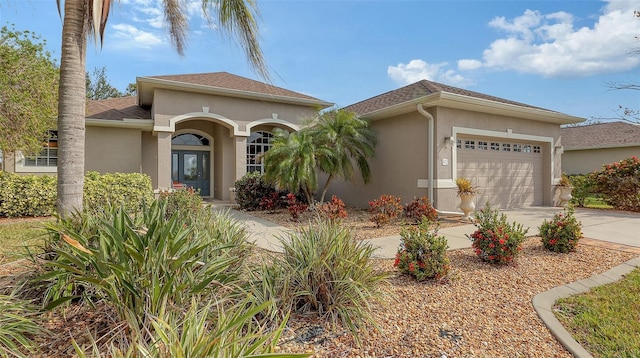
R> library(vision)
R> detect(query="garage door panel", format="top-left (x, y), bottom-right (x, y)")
top-left (457, 137), bottom-right (544, 209)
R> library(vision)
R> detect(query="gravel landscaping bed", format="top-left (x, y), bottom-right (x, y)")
top-left (276, 238), bottom-right (636, 357)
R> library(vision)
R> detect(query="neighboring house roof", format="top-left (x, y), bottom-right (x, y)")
top-left (561, 121), bottom-right (640, 150)
top-left (137, 71), bottom-right (333, 108)
top-left (86, 96), bottom-right (151, 120)
top-left (343, 79), bottom-right (584, 125)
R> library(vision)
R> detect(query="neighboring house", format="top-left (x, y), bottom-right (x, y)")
top-left (325, 80), bottom-right (584, 211)
top-left (4, 72), bottom-right (332, 200)
top-left (561, 121), bottom-right (640, 174)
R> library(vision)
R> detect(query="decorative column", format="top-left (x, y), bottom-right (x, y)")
top-left (156, 131), bottom-right (173, 191)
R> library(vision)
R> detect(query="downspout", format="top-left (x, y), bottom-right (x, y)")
top-left (416, 103), bottom-right (464, 216)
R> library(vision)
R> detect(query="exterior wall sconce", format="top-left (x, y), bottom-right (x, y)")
top-left (555, 145), bottom-right (564, 154)
top-left (444, 136), bottom-right (453, 145)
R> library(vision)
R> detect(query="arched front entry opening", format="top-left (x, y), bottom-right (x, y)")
top-left (171, 131), bottom-right (212, 196)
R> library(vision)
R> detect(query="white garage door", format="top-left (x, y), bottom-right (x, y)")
top-left (457, 137), bottom-right (544, 209)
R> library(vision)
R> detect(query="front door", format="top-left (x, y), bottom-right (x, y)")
top-left (172, 150), bottom-right (210, 196)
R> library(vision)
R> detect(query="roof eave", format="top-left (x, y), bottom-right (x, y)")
top-left (86, 118), bottom-right (155, 130)
top-left (564, 143), bottom-right (640, 151)
top-left (358, 91), bottom-right (585, 125)
top-left (137, 77), bottom-right (333, 108)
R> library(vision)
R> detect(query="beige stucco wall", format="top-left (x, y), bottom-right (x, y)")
top-left (141, 131), bottom-right (158, 187)
top-left (85, 126), bottom-right (142, 174)
top-left (325, 106), bottom-right (563, 211)
top-left (562, 146), bottom-right (640, 174)
top-left (325, 111), bottom-right (431, 208)
top-left (151, 89), bottom-right (319, 131)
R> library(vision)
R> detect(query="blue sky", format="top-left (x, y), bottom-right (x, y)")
top-left (1, 0), bottom-right (639, 121)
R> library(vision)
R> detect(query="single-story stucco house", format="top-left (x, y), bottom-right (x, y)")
top-left (4, 72), bottom-right (584, 212)
top-left (560, 121), bottom-right (640, 175)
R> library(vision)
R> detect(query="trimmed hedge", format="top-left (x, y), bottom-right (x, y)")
top-left (0, 171), bottom-right (56, 217)
top-left (0, 171), bottom-right (154, 217)
top-left (591, 156), bottom-right (640, 212)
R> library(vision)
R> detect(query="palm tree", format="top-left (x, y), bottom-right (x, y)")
top-left (56, 0), bottom-right (266, 216)
top-left (312, 109), bottom-right (377, 203)
top-left (262, 129), bottom-right (332, 205)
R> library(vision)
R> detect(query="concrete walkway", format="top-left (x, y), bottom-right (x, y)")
top-left (211, 201), bottom-right (640, 357)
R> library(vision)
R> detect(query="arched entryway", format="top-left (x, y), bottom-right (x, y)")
top-left (171, 132), bottom-right (212, 196)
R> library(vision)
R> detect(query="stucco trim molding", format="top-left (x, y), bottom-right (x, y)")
top-left (450, 126), bottom-right (556, 184)
top-left (246, 118), bottom-right (300, 133)
top-left (417, 179), bottom-right (457, 188)
top-left (154, 112), bottom-right (241, 136)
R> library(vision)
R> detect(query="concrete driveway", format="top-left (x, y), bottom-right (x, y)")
top-left (366, 206), bottom-right (640, 259)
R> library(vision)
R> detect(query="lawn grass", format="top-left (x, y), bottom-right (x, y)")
top-left (583, 195), bottom-right (613, 209)
top-left (0, 220), bottom-right (50, 264)
top-left (554, 267), bottom-right (640, 358)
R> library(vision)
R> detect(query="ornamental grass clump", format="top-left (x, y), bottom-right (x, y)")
top-left (467, 204), bottom-right (528, 265)
top-left (394, 218), bottom-right (450, 281)
top-left (539, 205), bottom-right (582, 253)
top-left (275, 220), bottom-right (389, 339)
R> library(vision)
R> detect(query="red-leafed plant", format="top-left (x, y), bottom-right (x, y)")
top-left (368, 194), bottom-right (402, 228)
top-left (286, 193), bottom-right (308, 221)
top-left (317, 195), bottom-right (348, 222)
top-left (403, 196), bottom-right (438, 224)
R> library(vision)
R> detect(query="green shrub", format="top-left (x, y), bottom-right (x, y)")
top-left (158, 186), bottom-right (203, 219)
top-left (591, 156), bottom-right (640, 212)
top-left (394, 218), bottom-right (449, 281)
top-left (0, 171), bottom-right (154, 217)
top-left (539, 206), bottom-right (582, 253)
top-left (467, 204), bottom-right (528, 265)
top-left (568, 174), bottom-right (594, 207)
top-left (0, 171), bottom-right (56, 217)
top-left (403, 196), bottom-right (438, 224)
top-left (369, 194), bottom-right (402, 227)
top-left (37, 199), bottom-right (251, 345)
top-left (275, 220), bottom-right (389, 339)
top-left (234, 172), bottom-right (280, 211)
top-left (83, 171), bottom-right (154, 213)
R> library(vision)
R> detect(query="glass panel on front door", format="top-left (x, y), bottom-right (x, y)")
top-left (172, 150), bottom-right (210, 196)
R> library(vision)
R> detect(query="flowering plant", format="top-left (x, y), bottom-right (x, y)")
top-left (467, 204), bottom-right (528, 265)
top-left (539, 206), bottom-right (582, 253)
top-left (394, 218), bottom-right (450, 281)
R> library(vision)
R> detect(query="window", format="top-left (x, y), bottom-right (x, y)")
top-left (464, 140), bottom-right (475, 150)
top-left (523, 145), bottom-right (532, 153)
top-left (456, 139), bottom-right (462, 149)
top-left (533, 145), bottom-right (541, 153)
top-left (502, 143), bottom-right (511, 152)
top-left (513, 144), bottom-right (522, 152)
top-left (478, 141), bottom-right (488, 150)
top-left (172, 133), bottom-right (209, 146)
top-left (24, 131), bottom-right (58, 167)
top-left (490, 142), bottom-right (500, 151)
top-left (247, 131), bottom-right (273, 173)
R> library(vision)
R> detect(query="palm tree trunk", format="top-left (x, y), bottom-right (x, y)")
top-left (319, 173), bottom-right (335, 204)
top-left (56, 0), bottom-right (87, 216)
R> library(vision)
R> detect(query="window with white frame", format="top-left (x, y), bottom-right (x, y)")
top-left (24, 130), bottom-right (58, 167)
top-left (247, 131), bottom-right (273, 173)
top-left (513, 144), bottom-right (522, 152)
top-left (464, 140), bottom-right (475, 149)
top-left (478, 141), bottom-right (488, 150)
top-left (502, 143), bottom-right (511, 152)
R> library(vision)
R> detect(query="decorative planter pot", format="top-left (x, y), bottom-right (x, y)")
top-left (458, 193), bottom-right (476, 219)
top-left (558, 186), bottom-right (573, 206)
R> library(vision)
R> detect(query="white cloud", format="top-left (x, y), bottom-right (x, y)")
top-left (110, 23), bottom-right (163, 49)
top-left (459, 0), bottom-right (640, 77)
top-left (388, 59), bottom-right (474, 86)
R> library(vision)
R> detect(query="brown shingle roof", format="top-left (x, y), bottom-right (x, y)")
top-left (147, 72), bottom-right (323, 102)
top-left (86, 96), bottom-right (151, 120)
top-left (344, 80), bottom-right (551, 115)
top-left (561, 121), bottom-right (640, 149)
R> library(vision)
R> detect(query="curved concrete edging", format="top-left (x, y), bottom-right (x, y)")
top-left (532, 256), bottom-right (640, 358)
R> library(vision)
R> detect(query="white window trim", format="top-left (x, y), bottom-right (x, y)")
top-left (14, 152), bottom-right (58, 173)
